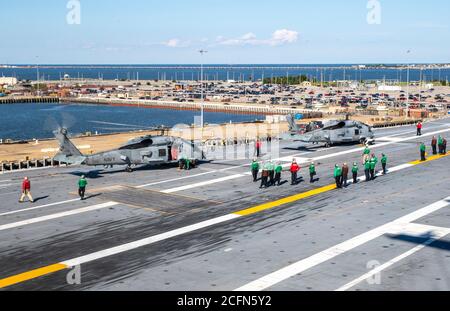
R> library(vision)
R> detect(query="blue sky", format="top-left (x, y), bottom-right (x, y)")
top-left (0, 0), bottom-right (449, 64)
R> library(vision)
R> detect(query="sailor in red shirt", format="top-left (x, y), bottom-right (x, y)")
top-left (255, 139), bottom-right (262, 158)
top-left (416, 122), bottom-right (423, 136)
top-left (290, 159), bottom-right (300, 185)
top-left (19, 177), bottom-right (34, 203)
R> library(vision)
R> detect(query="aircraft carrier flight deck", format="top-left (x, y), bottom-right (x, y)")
top-left (0, 118), bottom-right (449, 291)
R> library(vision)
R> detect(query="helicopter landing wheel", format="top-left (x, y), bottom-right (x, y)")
top-left (125, 166), bottom-right (133, 173)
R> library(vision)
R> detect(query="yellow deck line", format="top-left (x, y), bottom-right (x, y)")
top-left (0, 152), bottom-right (449, 289)
top-left (238, 152), bottom-right (449, 217)
top-left (234, 184), bottom-right (337, 216)
top-left (409, 151), bottom-right (450, 165)
top-left (0, 263), bottom-right (68, 289)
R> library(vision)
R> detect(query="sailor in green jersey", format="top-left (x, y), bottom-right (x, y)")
top-left (363, 145), bottom-right (371, 163)
top-left (267, 160), bottom-right (275, 186)
top-left (381, 154), bottom-right (388, 175)
top-left (78, 175), bottom-right (88, 200)
top-left (420, 142), bottom-right (427, 161)
top-left (352, 162), bottom-right (359, 183)
top-left (185, 157), bottom-right (191, 170)
top-left (364, 159), bottom-right (371, 182)
top-left (369, 154), bottom-right (378, 180)
top-left (309, 162), bottom-right (316, 183)
top-left (438, 136), bottom-right (444, 154)
top-left (274, 162), bottom-right (283, 186)
top-left (251, 158), bottom-right (260, 182)
top-left (334, 164), bottom-right (343, 188)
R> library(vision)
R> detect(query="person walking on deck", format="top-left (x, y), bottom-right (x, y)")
top-left (431, 136), bottom-right (438, 155)
top-left (267, 161), bottom-right (275, 186)
top-left (352, 162), bottom-right (359, 183)
top-left (334, 165), bottom-right (343, 188)
top-left (251, 158), bottom-right (260, 182)
top-left (381, 154), bottom-right (388, 175)
top-left (416, 122), bottom-right (423, 136)
top-left (260, 162), bottom-right (269, 189)
top-left (274, 162), bottom-right (283, 186)
top-left (78, 175), bottom-right (88, 200)
top-left (369, 154), bottom-right (378, 180)
top-left (341, 163), bottom-right (349, 187)
top-left (290, 159), bottom-right (300, 185)
top-left (364, 159), bottom-right (371, 182)
top-left (309, 162), bottom-right (316, 183)
top-left (420, 142), bottom-right (427, 161)
top-left (438, 136), bottom-right (444, 154)
top-left (19, 177), bottom-right (34, 203)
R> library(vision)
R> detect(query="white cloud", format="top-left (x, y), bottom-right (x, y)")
top-left (271, 29), bottom-right (299, 45)
top-left (216, 29), bottom-right (299, 47)
top-left (241, 32), bottom-right (257, 40)
top-left (165, 39), bottom-right (181, 47)
top-left (160, 30), bottom-right (298, 49)
top-left (163, 38), bottom-right (192, 48)
top-left (217, 32), bottom-right (259, 46)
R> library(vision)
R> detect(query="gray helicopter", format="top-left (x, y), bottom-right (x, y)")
top-left (283, 114), bottom-right (375, 148)
top-left (53, 128), bottom-right (205, 172)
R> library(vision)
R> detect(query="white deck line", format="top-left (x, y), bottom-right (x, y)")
top-left (336, 223), bottom-right (450, 291)
top-left (0, 202), bottom-right (117, 231)
top-left (234, 198), bottom-right (450, 291)
top-left (62, 213), bottom-right (241, 267)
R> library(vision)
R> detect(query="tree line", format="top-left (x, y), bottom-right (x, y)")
top-left (263, 75), bottom-right (316, 85)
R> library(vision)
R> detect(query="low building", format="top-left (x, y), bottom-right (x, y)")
top-left (408, 109), bottom-right (429, 119)
top-left (175, 83), bottom-right (192, 91)
top-left (378, 85), bottom-right (401, 92)
top-left (0, 77), bottom-right (18, 86)
top-left (117, 93), bottom-right (129, 99)
top-left (58, 89), bottom-right (71, 97)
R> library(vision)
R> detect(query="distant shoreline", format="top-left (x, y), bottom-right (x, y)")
top-left (2, 64), bottom-right (450, 70)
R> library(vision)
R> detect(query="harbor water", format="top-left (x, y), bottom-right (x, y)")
top-left (0, 103), bottom-right (265, 141)
top-left (2, 64), bottom-right (449, 83)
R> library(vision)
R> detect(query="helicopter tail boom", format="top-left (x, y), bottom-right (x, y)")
top-left (53, 128), bottom-right (87, 165)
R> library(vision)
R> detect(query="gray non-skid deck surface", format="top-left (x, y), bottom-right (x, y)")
top-left (100, 186), bottom-right (217, 214)
top-left (0, 118), bottom-right (449, 291)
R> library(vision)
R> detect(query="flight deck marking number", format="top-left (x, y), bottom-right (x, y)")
top-left (66, 265), bottom-right (81, 285)
top-left (366, 260), bottom-right (382, 285)
top-left (367, 0), bottom-right (381, 25)
top-left (66, 0), bottom-right (81, 25)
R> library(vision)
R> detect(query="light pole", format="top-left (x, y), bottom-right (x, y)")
top-left (36, 56), bottom-right (40, 96)
top-left (199, 49), bottom-right (207, 128)
top-left (406, 50), bottom-right (411, 111)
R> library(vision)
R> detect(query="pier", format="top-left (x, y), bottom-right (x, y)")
top-left (1, 158), bottom-right (61, 173)
top-left (0, 97), bottom-right (60, 104)
top-left (64, 97), bottom-right (324, 118)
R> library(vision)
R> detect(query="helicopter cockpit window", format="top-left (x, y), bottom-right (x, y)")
top-left (119, 139), bottom-right (154, 150)
top-left (159, 149), bottom-right (167, 157)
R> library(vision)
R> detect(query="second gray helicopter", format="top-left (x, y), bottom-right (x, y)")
top-left (283, 114), bottom-right (375, 148)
